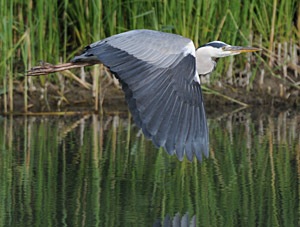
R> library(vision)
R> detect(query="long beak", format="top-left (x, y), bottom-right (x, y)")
top-left (224, 46), bottom-right (261, 53)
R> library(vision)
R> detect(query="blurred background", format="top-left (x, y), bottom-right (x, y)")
top-left (0, 0), bottom-right (299, 112)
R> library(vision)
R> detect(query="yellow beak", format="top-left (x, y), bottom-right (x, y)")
top-left (224, 46), bottom-right (261, 53)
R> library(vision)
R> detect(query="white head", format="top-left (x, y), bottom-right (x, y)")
top-left (195, 41), bottom-right (260, 75)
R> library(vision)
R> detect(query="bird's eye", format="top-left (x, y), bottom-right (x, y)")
top-left (222, 46), bottom-right (226, 51)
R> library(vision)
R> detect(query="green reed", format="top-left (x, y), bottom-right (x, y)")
top-left (0, 0), bottom-right (299, 112)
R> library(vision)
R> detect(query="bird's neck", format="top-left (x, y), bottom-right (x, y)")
top-left (195, 49), bottom-right (216, 75)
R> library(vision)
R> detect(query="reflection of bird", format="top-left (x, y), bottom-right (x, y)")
top-left (29, 29), bottom-right (260, 161)
top-left (153, 212), bottom-right (196, 227)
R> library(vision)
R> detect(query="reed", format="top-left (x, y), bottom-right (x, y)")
top-left (0, 0), bottom-right (299, 112)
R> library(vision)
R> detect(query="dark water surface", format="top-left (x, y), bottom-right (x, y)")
top-left (0, 108), bottom-right (299, 227)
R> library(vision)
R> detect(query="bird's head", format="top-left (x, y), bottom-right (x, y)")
top-left (198, 41), bottom-right (261, 58)
top-left (195, 41), bottom-right (261, 75)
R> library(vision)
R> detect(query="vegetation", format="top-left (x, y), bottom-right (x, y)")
top-left (0, 110), bottom-right (299, 226)
top-left (0, 0), bottom-right (299, 112)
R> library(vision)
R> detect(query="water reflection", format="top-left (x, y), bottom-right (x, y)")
top-left (153, 212), bottom-right (196, 227)
top-left (0, 108), bottom-right (299, 226)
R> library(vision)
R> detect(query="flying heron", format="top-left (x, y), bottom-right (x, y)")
top-left (28, 29), bottom-right (260, 161)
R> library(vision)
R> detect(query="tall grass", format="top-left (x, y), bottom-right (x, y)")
top-left (0, 0), bottom-right (299, 112)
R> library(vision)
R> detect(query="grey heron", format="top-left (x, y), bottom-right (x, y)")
top-left (29, 29), bottom-right (260, 161)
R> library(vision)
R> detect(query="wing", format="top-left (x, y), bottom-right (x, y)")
top-left (72, 29), bottom-right (209, 161)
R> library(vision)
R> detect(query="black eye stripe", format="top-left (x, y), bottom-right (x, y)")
top-left (200, 42), bottom-right (227, 48)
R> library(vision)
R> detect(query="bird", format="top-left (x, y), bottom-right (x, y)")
top-left (28, 29), bottom-right (260, 161)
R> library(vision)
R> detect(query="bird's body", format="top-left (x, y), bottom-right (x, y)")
top-left (28, 29), bottom-right (260, 161)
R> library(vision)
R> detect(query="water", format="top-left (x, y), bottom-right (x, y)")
top-left (0, 108), bottom-right (299, 227)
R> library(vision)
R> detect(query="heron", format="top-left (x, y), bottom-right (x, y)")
top-left (28, 29), bottom-right (260, 161)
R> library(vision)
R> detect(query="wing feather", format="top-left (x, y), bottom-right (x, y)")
top-left (175, 102), bottom-right (190, 160)
top-left (145, 82), bottom-right (174, 135)
top-left (152, 89), bottom-right (177, 147)
top-left (164, 97), bottom-right (183, 155)
top-left (72, 29), bottom-right (209, 161)
top-left (184, 105), bottom-right (194, 161)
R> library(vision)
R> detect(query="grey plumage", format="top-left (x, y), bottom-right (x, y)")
top-left (72, 29), bottom-right (208, 161)
top-left (26, 29), bottom-right (259, 161)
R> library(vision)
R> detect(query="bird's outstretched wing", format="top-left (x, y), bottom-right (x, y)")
top-left (72, 29), bottom-right (209, 161)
